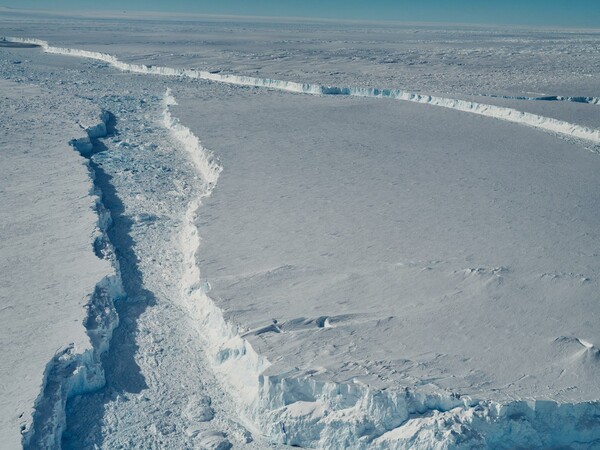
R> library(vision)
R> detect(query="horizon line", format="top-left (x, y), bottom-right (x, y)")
top-left (1, 6), bottom-right (600, 32)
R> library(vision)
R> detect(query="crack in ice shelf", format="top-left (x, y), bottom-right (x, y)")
top-left (21, 112), bottom-right (125, 450)
top-left (475, 93), bottom-right (600, 106)
top-left (6, 36), bottom-right (600, 147)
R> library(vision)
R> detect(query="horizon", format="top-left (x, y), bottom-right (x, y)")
top-left (1, 1), bottom-right (600, 29)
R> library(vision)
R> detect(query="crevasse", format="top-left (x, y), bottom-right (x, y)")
top-left (7, 36), bottom-right (600, 146)
top-left (162, 90), bottom-right (600, 449)
top-left (21, 113), bottom-right (125, 449)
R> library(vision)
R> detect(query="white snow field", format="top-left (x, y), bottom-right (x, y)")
top-left (1, 9), bottom-right (600, 449)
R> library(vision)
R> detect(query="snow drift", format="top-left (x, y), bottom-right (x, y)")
top-left (6, 36), bottom-right (600, 146)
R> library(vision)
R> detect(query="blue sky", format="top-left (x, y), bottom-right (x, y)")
top-left (2, 0), bottom-right (600, 28)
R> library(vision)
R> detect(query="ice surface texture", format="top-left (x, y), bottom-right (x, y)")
top-left (170, 88), bottom-right (600, 448)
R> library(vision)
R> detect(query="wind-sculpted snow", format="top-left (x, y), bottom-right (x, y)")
top-left (22, 113), bottom-right (125, 450)
top-left (161, 90), bottom-right (600, 449)
top-left (7, 36), bottom-right (600, 146)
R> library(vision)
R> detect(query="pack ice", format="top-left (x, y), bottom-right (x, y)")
top-left (1, 10), bottom-right (600, 450)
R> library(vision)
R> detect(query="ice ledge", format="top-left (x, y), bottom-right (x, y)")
top-left (5, 36), bottom-right (600, 147)
top-left (476, 93), bottom-right (600, 106)
top-left (256, 373), bottom-right (600, 449)
top-left (163, 90), bottom-right (600, 449)
top-left (21, 112), bottom-right (124, 449)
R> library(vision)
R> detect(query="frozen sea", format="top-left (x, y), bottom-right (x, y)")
top-left (1, 8), bottom-right (600, 449)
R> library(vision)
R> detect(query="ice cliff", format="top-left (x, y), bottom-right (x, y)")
top-left (6, 37), bottom-right (600, 146)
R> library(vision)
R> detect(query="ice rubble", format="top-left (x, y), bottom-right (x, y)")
top-left (22, 112), bottom-right (125, 449)
top-left (162, 90), bottom-right (600, 449)
top-left (6, 36), bottom-right (600, 146)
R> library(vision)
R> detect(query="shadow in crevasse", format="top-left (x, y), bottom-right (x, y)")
top-left (62, 112), bottom-right (156, 449)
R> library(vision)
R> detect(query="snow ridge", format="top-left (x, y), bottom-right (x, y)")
top-left (162, 89), bottom-right (270, 418)
top-left (162, 90), bottom-right (600, 449)
top-left (21, 113), bottom-right (124, 449)
top-left (7, 36), bottom-right (600, 146)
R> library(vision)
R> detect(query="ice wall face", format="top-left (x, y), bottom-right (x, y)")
top-left (6, 37), bottom-right (600, 146)
top-left (162, 89), bottom-right (272, 420)
top-left (252, 376), bottom-right (600, 449)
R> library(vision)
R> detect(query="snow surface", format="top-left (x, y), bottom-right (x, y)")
top-left (172, 85), bottom-right (600, 448)
top-left (1, 10), bottom-right (600, 449)
top-left (0, 79), bottom-right (121, 448)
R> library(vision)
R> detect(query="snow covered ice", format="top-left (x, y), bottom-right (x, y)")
top-left (1, 8), bottom-right (600, 449)
top-left (0, 78), bottom-right (122, 449)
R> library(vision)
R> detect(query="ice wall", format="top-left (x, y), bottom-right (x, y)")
top-left (162, 89), bottom-right (271, 417)
top-left (7, 37), bottom-right (600, 146)
top-left (476, 93), bottom-right (600, 105)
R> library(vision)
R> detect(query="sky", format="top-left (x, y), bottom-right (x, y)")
top-left (1, 0), bottom-right (600, 28)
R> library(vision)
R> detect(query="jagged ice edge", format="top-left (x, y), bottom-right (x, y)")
top-left (6, 36), bottom-right (600, 147)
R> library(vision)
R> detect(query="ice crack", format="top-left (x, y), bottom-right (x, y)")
top-left (22, 112), bottom-right (125, 450)
top-left (5, 36), bottom-right (600, 146)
